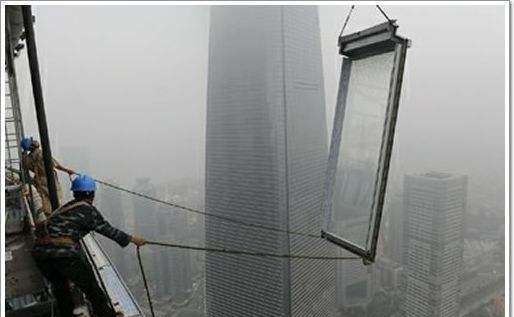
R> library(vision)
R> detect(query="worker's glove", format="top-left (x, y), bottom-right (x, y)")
top-left (130, 235), bottom-right (147, 247)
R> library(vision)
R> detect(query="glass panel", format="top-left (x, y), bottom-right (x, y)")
top-left (329, 51), bottom-right (395, 249)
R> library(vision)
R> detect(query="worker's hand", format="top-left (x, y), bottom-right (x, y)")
top-left (66, 169), bottom-right (76, 176)
top-left (130, 235), bottom-right (147, 247)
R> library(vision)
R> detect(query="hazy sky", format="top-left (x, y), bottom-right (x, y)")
top-left (16, 4), bottom-right (505, 213)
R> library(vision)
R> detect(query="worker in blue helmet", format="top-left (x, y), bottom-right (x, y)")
top-left (20, 137), bottom-right (75, 215)
top-left (20, 137), bottom-right (34, 152)
top-left (32, 174), bottom-right (146, 317)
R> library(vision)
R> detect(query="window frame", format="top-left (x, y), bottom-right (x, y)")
top-left (321, 21), bottom-right (410, 263)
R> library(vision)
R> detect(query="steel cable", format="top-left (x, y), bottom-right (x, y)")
top-left (339, 5), bottom-right (394, 39)
top-left (136, 246), bottom-right (155, 317)
top-left (135, 241), bottom-right (359, 317)
top-left (101, 177), bottom-right (361, 317)
top-left (376, 5), bottom-right (393, 23)
top-left (339, 5), bottom-right (355, 38)
top-left (145, 240), bottom-right (359, 261)
top-left (94, 178), bottom-right (321, 239)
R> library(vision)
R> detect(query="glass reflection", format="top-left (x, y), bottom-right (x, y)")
top-left (331, 51), bottom-right (394, 249)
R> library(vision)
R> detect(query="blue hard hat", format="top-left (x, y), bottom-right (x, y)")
top-left (20, 137), bottom-right (34, 151)
top-left (71, 174), bottom-right (96, 192)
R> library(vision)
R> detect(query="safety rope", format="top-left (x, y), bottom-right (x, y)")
top-left (339, 5), bottom-right (355, 38)
top-left (136, 246), bottom-right (155, 317)
top-left (94, 178), bottom-right (321, 239)
top-left (339, 5), bottom-right (394, 38)
top-left (135, 241), bottom-right (359, 317)
top-left (376, 5), bottom-right (393, 24)
top-left (96, 177), bottom-right (360, 317)
top-left (146, 240), bottom-right (359, 260)
top-left (98, 177), bottom-right (361, 316)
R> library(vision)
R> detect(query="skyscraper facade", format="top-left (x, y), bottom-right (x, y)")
top-left (205, 6), bottom-right (334, 317)
top-left (403, 172), bottom-right (467, 317)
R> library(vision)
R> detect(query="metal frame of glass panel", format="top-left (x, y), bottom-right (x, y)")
top-left (322, 21), bottom-right (410, 262)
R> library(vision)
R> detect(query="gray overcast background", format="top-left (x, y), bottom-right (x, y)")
top-left (16, 4), bottom-right (505, 215)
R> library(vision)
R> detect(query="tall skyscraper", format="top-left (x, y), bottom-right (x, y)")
top-left (403, 172), bottom-right (467, 317)
top-left (205, 6), bottom-right (334, 317)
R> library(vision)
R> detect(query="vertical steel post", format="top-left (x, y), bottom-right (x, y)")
top-left (21, 5), bottom-right (59, 211)
top-left (6, 10), bottom-right (36, 212)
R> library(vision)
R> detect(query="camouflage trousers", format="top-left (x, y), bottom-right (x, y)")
top-left (34, 180), bottom-right (63, 215)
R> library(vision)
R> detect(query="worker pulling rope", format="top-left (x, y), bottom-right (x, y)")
top-left (9, 165), bottom-right (322, 240)
top-left (136, 241), bottom-right (359, 317)
top-left (94, 178), bottom-right (321, 239)
top-left (92, 177), bottom-right (362, 317)
top-left (94, 177), bottom-right (360, 317)
top-left (11, 166), bottom-right (359, 316)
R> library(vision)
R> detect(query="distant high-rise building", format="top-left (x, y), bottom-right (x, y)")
top-left (155, 248), bottom-right (173, 298)
top-left (132, 178), bottom-right (160, 284)
top-left (99, 182), bottom-right (128, 277)
top-left (403, 172), bottom-right (467, 317)
top-left (375, 257), bottom-right (403, 290)
top-left (170, 249), bottom-right (193, 298)
top-left (384, 194), bottom-right (404, 263)
top-left (154, 189), bottom-right (193, 298)
top-left (133, 178), bottom-right (158, 239)
top-left (205, 6), bottom-right (334, 317)
top-left (155, 246), bottom-right (193, 300)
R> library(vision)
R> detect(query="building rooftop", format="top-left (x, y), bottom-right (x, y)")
top-left (422, 171), bottom-right (453, 179)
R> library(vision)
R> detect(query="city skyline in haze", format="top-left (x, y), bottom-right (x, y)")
top-left (13, 5), bottom-right (504, 219)
top-left (5, 4), bottom-right (506, 317)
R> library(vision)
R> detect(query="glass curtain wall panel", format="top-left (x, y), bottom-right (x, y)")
top-left (322, 21), bottom-right (410, 262)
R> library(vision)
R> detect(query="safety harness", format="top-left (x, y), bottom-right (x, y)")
top-left (34, 200), bottom-right (90, 247)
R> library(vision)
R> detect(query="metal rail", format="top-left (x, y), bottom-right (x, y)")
top-left (82, 235), bottom-right (144, 317)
